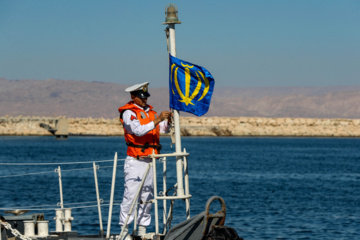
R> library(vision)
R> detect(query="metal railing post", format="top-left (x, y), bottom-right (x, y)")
top-left (106, 152), bottom-right (118, 239)
top-left (152, 154), bottom-right (159, 234)
top-left (57, 166), bottom-right (64, 209)
top-left (93, 162), bottom-right (103, 235)
top-left (133, 204), bottom-right (138, 235)
top-left (162, 157), bottom-right (167, 231)
top-left (183, 149), bottom-right (190, 219)
top-left (148, 151), bottom-right (191, 235)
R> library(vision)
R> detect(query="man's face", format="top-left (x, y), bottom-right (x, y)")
top-left (132, 95), bottom-right (148, 107)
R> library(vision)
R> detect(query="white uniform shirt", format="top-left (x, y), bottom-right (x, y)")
top-left (122, 103), bottom-right (170, 136)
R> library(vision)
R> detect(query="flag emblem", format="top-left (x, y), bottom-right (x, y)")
top-left (169, 55), bottom-right (215, 116)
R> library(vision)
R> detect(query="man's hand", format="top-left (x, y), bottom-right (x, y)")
top-left (154, 111), bottom-right (171, 126)
top-left (159, 111), bottom-right (171, 121)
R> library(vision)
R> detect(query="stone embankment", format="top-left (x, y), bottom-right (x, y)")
top-left (1, 116), bottom-right (360, 137)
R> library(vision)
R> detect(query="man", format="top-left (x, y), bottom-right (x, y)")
top-left (118, 82), bottom-right (171, 239)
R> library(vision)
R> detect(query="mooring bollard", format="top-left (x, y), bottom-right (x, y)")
top-left (24, 221), bottom-right (35, 237)
top-left (54, 209), bottom-right (64, 232)
top-left (37, 221), bottom-right (49, 237)
top-left (64, 209), bottom-right (73, 232)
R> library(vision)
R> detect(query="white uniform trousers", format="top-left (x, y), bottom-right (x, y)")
top-left (119, 156), bottom-right (154, 227)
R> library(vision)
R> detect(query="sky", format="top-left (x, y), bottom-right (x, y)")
top-left (0, 0), bottom-right (359, 87)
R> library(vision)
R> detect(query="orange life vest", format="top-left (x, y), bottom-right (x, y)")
top-left (118, 101), bottom-right (160, 158)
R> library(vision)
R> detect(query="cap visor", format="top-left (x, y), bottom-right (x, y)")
top-left (137, 92), bottom-right (150, 98)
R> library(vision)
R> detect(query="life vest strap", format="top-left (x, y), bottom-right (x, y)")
top-left (126, 142), bottom-right (162, 153)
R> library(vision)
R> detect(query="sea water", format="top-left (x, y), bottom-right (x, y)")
top-left (0, 136), bottom-right (359, 239)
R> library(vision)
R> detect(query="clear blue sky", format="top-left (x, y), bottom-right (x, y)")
top-left (1, 0), bottom-right (359, 87)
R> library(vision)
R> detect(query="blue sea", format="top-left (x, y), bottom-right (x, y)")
top-left (0, 136), bottom-right (359, 239)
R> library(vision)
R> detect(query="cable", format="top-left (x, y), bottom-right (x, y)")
top-left (0, 170), bottom-right (55, 178)
top-left (0, 159), bottom-right (126, 166)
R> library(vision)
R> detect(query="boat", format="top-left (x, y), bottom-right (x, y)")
top-left (0, 152), bottom-right (242, 240)
top-left (1, 4), bottom-right (242, 240)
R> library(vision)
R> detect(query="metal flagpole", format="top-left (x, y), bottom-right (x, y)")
top-left (163, 4), bottom-right (184, 198)
top-left (169, 25), bottom-right (184, 197)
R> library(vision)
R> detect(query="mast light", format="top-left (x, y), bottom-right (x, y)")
top-left (163, 4), bottom-right (181, 24)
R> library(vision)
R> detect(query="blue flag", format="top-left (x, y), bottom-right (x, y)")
top-left (169, 55), bottom-right (215, 116)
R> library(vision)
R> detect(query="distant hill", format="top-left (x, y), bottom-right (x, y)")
top-left (1, 78), bottom-right (359, 118)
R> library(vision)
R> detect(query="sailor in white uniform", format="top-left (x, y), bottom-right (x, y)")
top-left (118, 82), bottom-right (171, 239)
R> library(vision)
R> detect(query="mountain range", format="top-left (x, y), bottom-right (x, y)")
top-left (1, 78), bottom-right (359, 119)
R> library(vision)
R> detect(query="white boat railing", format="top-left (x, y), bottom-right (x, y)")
top-left (119, 149), bottom-right (191, 238)
top-left (150, 149), bottom-right (191, 235)
top-left (0, 157), bottom-right (125, 236)
top-left (1, 149), bottom-right (191, 238)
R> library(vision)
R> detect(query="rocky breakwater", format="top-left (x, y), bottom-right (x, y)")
top-left (0, 116), bottom-right (360, 137)
top-left (0, 116), bottom-right (58, 136)
top-left (181, 117), bottom-right (360, 137)
top-left (69, 117), bottom-right (122, 136)
top-left (0, 117), bottom-right (123, 136)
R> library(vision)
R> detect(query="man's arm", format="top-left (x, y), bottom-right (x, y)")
top-left (123, 110), bottom-right (172, 136)
top-left (122, 110), bottom-right (155, 136)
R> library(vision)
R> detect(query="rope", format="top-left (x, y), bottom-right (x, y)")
top-left (99, 164), bottom-right (124, 169)
top-left (0, 163), bottom-right (125, 178)
top-left (59, 167), bottom-right (94, 172)
top-left (0, 200), bottom-right (124, 211)
top-left (165, 26), bottom-right (170, 54)
top-left (0, 159), bottom-right (168, 178)
top-left (0, 203), bottom-right (123, 211)
top-left (59, 200), bottom-right (103, 206)
top-left (0, 170), bottom-right (55, 178)
top-left (67, 202), bottom-right (142, 209)
top-left (0, 159), bottom-right (126, 166)
top-left (0, 203), bottom-right (58, 210)
top-left (0, 154), bottom-right (180, 166)
top-left (64, 204), bottom-right (116, 210)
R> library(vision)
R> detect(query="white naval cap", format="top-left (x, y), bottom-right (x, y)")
top-left (125, 82), bottom-right (150, 98)
top-left (125, 82), bottom-right (149, 93)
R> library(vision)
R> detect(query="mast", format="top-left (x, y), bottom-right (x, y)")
top-left (163, 4), bottom-right (184, 197)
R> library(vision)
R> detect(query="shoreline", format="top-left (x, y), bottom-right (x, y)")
top-left (1, 116), bottom-right (360, 137)
top-left (1, 135), bottom-right (360, 139)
